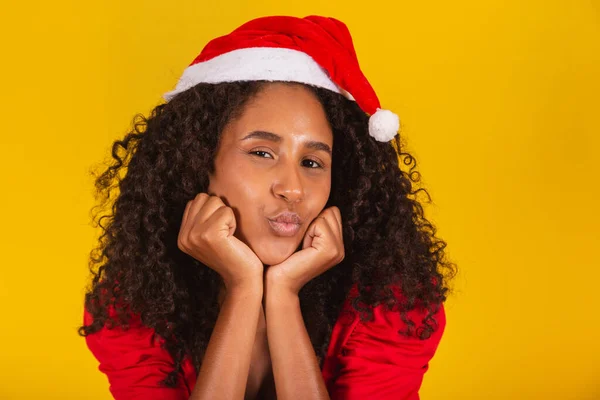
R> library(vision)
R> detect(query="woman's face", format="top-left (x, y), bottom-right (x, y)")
top-left (208, 83), bottom-right (333, 266)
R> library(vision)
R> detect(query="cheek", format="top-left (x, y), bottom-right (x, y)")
top-left (210, 171), bottom-right (266, 237)
top-left (307, 176), bottom-right (332, 214)
top-left (209, 157), bottom-right (263, 205)
top-left (233, 183), bottom-right (264, 227)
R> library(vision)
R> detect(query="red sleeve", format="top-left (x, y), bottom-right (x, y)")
top-left (83, 308), bottom-right (195, 400)
top-left (329, 301), bottom-right (446, 400)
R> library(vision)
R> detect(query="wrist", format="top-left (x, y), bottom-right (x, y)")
top-left (224, 278), bottom-right (263, 298)
top-left (264, 267), bottom-right (300, 296)
top-left (264, 271), bottom-right (298, 306)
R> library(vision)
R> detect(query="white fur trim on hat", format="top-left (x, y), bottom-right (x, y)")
top-left (368, 108), bottom-right (400, 142)
top-left (163, 47), bottom-right (355, 102)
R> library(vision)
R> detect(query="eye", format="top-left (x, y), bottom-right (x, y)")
top-left (302, 159), bottom-right (323, 169)
top-left (250, 150), bottom-right (273, 159)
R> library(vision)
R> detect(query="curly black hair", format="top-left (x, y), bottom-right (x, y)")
top-left (78, 80), bottom-right (457, 387)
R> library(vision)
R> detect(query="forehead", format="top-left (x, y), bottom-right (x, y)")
top-left (222, 83), bottom-right (333, 146)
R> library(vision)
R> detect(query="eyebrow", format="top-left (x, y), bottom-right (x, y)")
top-left (240, 130), bottom-right (332, 156)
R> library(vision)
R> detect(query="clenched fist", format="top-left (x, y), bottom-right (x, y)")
top-left (178, 193), bottom-right (263, 290)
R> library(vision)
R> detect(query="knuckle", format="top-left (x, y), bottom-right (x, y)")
top-left (336, 248), bottom-right (345, 262)
top-left (209, 196), bottom-right (224, 206)
top-left (215, 205), bottom-right (230, 217)
top-left (327, 248), bottom-right (339, 260)
top-left (197, 229), bottom-right (212, 244)
top-left (177, 237), bottom-right (188, 252)
top-left (196, 193), bottom-right (209, 203)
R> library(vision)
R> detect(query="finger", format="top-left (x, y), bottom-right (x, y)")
top-left (194, 195), bottom-right (227, 225)
top-left (203, 205), bottom-right (237, 237)
top-left (186, 193), bottom-right (210, 229)
top-left (330, 206), bottom-right (343, 238)
top-left (319, 208), bottom-right (341, 240)
top-left (304, 215), bottom-right (333, 249)
top-left (181, 193), bottom-right (209, 239)
top-left (302, 215), bottom-right (321, 249)
top-left (317, 214), bottom-right (344, 263)
top-left (178, 201), bottom-right (192, 248)
top-left (181, 200), bottom-right (193, 229)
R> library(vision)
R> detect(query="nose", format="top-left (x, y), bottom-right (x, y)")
top-left (272, 164), bottom-right (304, 204)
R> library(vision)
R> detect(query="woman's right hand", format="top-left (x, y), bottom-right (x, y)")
top-left (177, 193), bottom-right (263, 290)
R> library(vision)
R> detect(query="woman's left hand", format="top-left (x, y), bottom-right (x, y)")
top-left (265, 206), bottom-right (345, 295)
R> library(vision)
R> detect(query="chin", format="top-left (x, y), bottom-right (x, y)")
top-left (252, 239), bottom-right (301, 266)
top-left (255, 248), bottom-right (294, 266)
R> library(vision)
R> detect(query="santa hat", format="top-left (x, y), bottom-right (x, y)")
top-left (163, 15), bottom-right (400, 142)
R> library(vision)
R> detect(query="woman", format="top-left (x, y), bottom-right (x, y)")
top-left (79, 15), bottom-right (456, 400)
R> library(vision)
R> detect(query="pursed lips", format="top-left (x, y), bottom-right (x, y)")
top-left (267, 212), bottom-right (302, 237)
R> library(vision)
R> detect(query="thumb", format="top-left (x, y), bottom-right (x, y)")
top-left (208, 206), bottom-right (237, 238)
top-left (302, 221), bottom-right (317, 249)
top-left (303, 217), bottom-right (329, 250)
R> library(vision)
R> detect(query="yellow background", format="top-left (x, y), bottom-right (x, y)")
top-left (1, 0), bottom-right (598, 399)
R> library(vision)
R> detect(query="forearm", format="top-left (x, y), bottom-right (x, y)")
top-left (265, 283), bottom-right (330, 400)
top-left (190, 283), bottom-right (263, 400)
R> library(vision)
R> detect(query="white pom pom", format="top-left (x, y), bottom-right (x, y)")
top-left (368, 108), bottom-right (400, 142)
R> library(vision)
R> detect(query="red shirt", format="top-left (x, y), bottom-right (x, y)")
top-left (84, 284), bottom-right (445, 399)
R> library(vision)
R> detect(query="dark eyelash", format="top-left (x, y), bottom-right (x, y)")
top-left (250, 150), bottom-right (273, 158)
top-left (250, 151), bottom-right (323, 169)
top-left (303, 159), bottom-right (323, 169)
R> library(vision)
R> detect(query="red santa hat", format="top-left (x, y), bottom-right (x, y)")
top-left (163, 15), bottom-right (400, 142)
